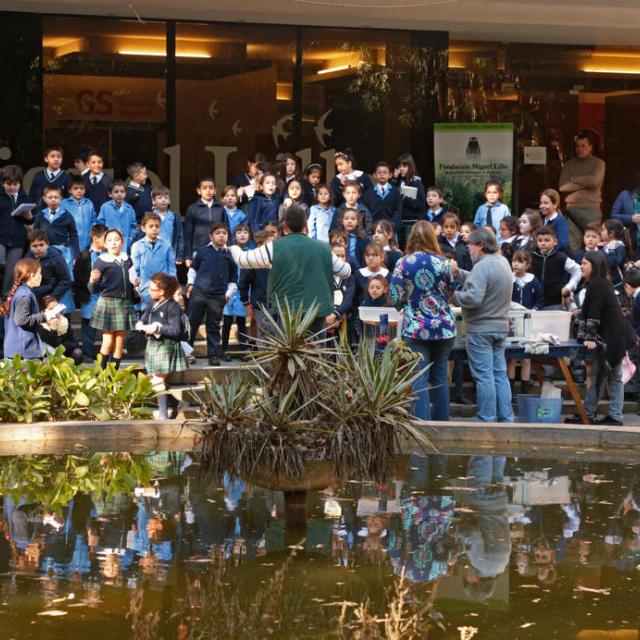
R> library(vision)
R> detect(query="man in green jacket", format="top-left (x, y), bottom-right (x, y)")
top-left (228, 205), bottom-right (351, 333)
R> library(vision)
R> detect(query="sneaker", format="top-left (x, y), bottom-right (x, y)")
top-left (593, 414), bottom-right (623, 427)
top-left (208, 357), bottom-right (221, 366)
top-left (564, 413), bottom-right (587, 424)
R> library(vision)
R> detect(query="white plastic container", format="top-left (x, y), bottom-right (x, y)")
top-left (531, 310), bottom-right (572, 342)
top-left (451, 307), bottom-right (532, 349)
top-left (358, 306), bottom-right (402, 324)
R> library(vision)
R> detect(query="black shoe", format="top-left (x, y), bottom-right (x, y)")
top-left (455, 396), bottom-right (474, 406)
top-left (208, 357), bottom-right (221, 366)
top-left (223, 353), bottom-right (232, 362)
top-left (564, 413), bottom-right (586, 424)
top-left (593, 414), bottom-right (623, 427)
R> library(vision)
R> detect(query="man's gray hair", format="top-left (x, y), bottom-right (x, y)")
top-left (468, 228), bottom-right (499, 254)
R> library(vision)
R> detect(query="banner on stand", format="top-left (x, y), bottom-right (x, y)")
top-left (434, 123), bottom-right (514, 219)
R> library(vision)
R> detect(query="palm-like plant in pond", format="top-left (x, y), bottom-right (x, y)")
top-left (193, 300), bottom-right (432, 484)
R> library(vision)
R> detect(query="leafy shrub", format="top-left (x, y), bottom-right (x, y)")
top-left (0, 348), bottom-right (154, 423)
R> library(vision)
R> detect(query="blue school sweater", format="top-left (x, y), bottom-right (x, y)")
top-left (84, 173), bottom-right (114, 212)
top-left (97, 200), bottom-right (137, 252)
top-left (29, 169), bottom-right (71, 206)
top-left (154, 209), bottom-right (185, 261)
top-left (61, 196), bottom-right (96, 252)
top-left (183, 200), bottom-right (225, 257)
top-left (34, 208), bottom-right (80, 257)
top-left (361, 183), bottom-right (403, 233)
top-left (190, 244), bottom-right (237, 296)
top-left (246, 192), bottom-right (281, 235)
top-left (512, 273), bottom-right (544, 310)
top-left (125, 181), bottom-right (153, 223)
top-left (130, 236), bottom-right (177, 303)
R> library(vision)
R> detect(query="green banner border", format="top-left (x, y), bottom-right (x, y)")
top-left (434, 122), bottom-right (514, 132)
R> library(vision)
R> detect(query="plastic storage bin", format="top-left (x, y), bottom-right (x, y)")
top-left (517, 395), bottom-right (563, 423)
top-left (531, 310), bottom-right (572, 341)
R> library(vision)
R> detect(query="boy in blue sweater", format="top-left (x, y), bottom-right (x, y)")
top-left (184, 176), bottom-right (225, 264)
top-left (97, 180), bottom-right (137, 252)
top-left (83, 150), bottom-right (114, 211)
top-left (62, 175), bottom-right (96, 252)
top-left (29, 146), bottom-right (70, 207)
top-left (34, 185), bottom-right (80, 276)
top-left (130, 213), bottom-right (177, 306)
top-left (361, 162), bottom-right (403, 235)
top-left (186, 222), bottom-right (237, 366)
top-left (152, 185), bottom-right (184, 263)
top-left (125, 162), bottom-right (154, 224)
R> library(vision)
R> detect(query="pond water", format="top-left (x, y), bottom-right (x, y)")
top-left (0, 450), bottom-right (638, 639)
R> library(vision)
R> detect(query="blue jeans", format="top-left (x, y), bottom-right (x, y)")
top-left (405, 337), bottom-right (455, 421)
top-left (584, 360), bottom-right (624, 422)
top-left (466, 332), bottom-right (514, 423)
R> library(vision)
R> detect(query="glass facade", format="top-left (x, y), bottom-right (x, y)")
top-left (1, 10), bottom-right (640, 215)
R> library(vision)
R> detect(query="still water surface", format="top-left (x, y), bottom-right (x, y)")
top-left (0, 451), bottom-right (638, 639)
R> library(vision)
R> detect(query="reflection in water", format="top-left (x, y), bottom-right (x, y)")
top-left (0, 451), bottom-right (638, 638)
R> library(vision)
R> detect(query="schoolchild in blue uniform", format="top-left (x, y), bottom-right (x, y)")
top-left (539, 188), bottom-right (570, 253)
top-left (246, 173), bottom-right (281, 235)
top-left (302, 163), bottom-right (322, 208)
top-left (509, 250), bottom-right (544, 396)
top-left (88, 228), bottom-right (138, 369)
top-left (473, 181), bottom-right (511, 242)
top-left (83, 150), bottom-right (114, 212)
top-left (392, 153), bottom-right (426, 221)
top-left (97, 180), bottom-right (137, 253)
top-left (151, 185), bottom-right (184, 263)
top-left (0, 258), bottom-right (60, 359)
top-left (183, 176), bottom-right (225, 263)
top-left (372, 220), bottom-right (403, 272)
top-left (338, 208), bottom-right (371, 268)
top-left (438, 212), bottom-right (472, 272)
top-left (601, 218), bottom-right (631, 293)
top-left (130, 213), bottom-right (177, 307)
top-left (361, 161), bottom-right (403, 235)
top-left (221, 186), bottom-right (248, 240)
top-left (73, 224), bottom-right (107, 362)
top-left (29, 146), bottom-right (70, 207)
top-left (0, 165), bottom-right (34, 295)
top-left (25, 229), bottom-right (74, 312)
top-left (221, 224), bottom-right (251, 360)
top-left (425, 186), bottom-right (444, 225)
top-left (125, 162), bottom-right (154, 224)
top-left (62, 175), bottom-right (96, 252)
top-left (238, 229), bottom-right (270, 341)
top-left (34, 185), bottom-right (80, 278)
top-left (331, 151), bottom-right (373, 208)
top-left (186, 222), bottom-right (237, 367)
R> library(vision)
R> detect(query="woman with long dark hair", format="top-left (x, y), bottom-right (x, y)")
top-left (565, 250), bottom-right (636, 426)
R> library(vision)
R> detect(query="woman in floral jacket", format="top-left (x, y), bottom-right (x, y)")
top-left (391, 220), bottom-right (457, 421)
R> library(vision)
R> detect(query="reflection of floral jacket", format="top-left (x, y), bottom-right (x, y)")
top-left (390, 251), bottom-right (457, 341)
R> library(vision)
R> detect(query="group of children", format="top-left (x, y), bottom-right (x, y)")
top-left (1, 145), bottom-right (639, 413)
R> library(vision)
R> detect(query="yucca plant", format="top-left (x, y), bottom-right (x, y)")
top-left (193, 302), bottom-right (433, 485)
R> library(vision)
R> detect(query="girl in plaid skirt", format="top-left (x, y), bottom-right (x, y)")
top-left (89, 228), bottom-right (138, 369)
top-left (136, 272), bottom-right (187, 419)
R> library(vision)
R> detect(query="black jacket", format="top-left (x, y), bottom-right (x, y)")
top-left (191, 244), bottom-right (237, 296)
top-left (73, 248), bottom-right (101, 304)
top-left (83, 173), bottom-right (113, 212)
top-left (531, 248), bottom-right (571, 307)
top-left (26, 247), bottom-right (72, 304)
top-left (361, 185), bottom-right (403, 233)
top-left (125, 181), bottom-right (153, 224)
top-left (238, 267), bottom-right (269, 307)
top-left (438, 235), bottom-right (472, 272)
top-left (579, 276), bottom-right (636, 367)
top-left (0, 187), bottom-right (32, 249)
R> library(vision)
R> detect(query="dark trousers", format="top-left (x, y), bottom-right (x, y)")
top-left (221, 315), bottom-right (247, 353)
top-left (188, 288), bottom-right (225, 358)
top-left (81, 318), bottom-right (97, 361)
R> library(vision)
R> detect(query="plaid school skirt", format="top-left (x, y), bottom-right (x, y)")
top-left (91, 297), bottom-right (137, 332)
top-left (145, 338), bottom-right (188, 376)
